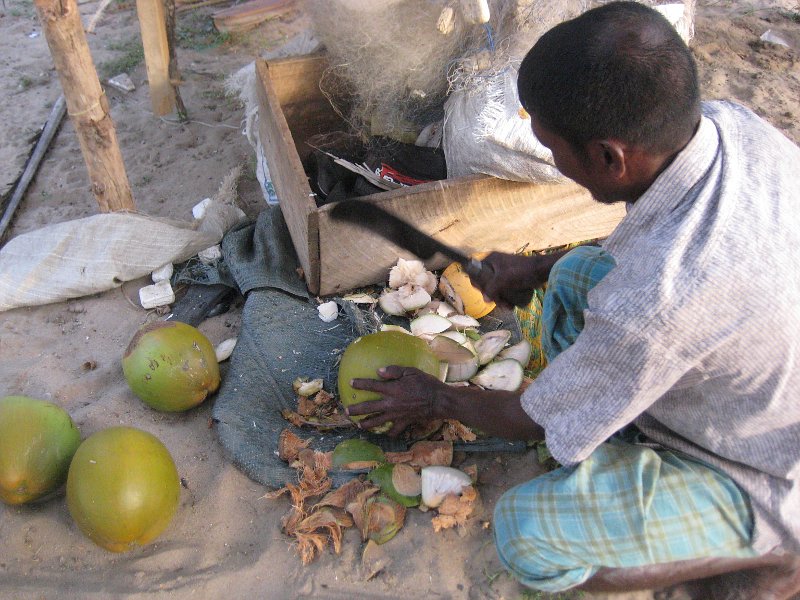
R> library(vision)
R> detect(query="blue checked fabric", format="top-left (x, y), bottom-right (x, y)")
top-left (493, 246), bottom-right (757, 592)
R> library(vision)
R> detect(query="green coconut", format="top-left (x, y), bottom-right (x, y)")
top-left (66, 426), bottom-right (180, 553)
top-left (0, 396), bottom-right (81, 505)
top-left (337, 331), bottom-right (440, 432)
top-left (122, 321), bottom-right (220, 412)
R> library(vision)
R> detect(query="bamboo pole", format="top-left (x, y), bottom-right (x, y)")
top-left (34, 0), bottom-right (135, 212)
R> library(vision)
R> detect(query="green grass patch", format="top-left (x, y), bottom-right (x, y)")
top-left (177, 13), bottom-right (233, 50)
top-left (99, 38), bottom-right (144, 79)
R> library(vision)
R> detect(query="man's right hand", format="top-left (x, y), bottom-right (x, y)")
top-left (471, 251), bottom-right (565, 308)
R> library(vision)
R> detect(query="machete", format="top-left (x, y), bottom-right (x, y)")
top-left (329, 199), bottom-right (533, 307)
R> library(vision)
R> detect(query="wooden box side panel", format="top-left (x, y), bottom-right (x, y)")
top-left (255, 59), bottom-right (320, 290)
top-left (263, 55), bottom-right (345, 163)
top-left (316, 177), bottom-right (625, 296)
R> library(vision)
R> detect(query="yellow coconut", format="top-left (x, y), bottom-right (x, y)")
top-left (439, 258), bottom-right (495, 319)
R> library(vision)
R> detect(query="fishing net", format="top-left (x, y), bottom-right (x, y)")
top-left (309, 0), bottom-right (695, 181)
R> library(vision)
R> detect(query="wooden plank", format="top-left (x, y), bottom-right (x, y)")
top-left (34, 0), bottom-right (135, 212)
top-left (259, 55), bottom-right (342, 162)
top-left (255, 59), bottom-right (320, 290)
top-left (212, 0), bottom-right (295, 34)
top-left (136, 0), bottom-right (175, 116)
top-left (315, 178), bottom-right (625, 295)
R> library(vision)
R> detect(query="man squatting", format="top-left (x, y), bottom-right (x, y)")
top-left (346, 2), bottom-right (800, 597)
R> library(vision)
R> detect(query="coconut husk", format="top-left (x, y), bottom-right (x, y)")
top-left (391, 463), bottom-right (421, 497)
top-left (440, 420), bottom-right (477, 443)
top-left (431, 486), bottom-right (480, 533)
top-left (361, 539), bottom-right (391, 581)
top-left (315, 479), bottom-right (376, 511)
top-left (278, 429), bottom-right (312, 462)
top-left (385, 440), bottom-right (453, 467)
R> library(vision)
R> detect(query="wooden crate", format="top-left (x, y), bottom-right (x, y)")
top-left (255, 55), bottom-right (625, 296)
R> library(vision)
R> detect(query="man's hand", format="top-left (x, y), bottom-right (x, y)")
top-left (347, 364), bottom-right (546, 442)
top-left (471, 251), bottom-right (564, 308)
top-left (347, 366), bottom-right (444, 437)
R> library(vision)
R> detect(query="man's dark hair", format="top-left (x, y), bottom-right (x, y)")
top-left (518, 1), bottom-right (700, 154)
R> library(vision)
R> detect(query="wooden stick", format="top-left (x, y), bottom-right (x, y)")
top-left (0, 96), bottom-right (67, 243)
top-left (136, 0), bottom-right (176, 116)
top-left (34, 0), bottom-right (135, 212)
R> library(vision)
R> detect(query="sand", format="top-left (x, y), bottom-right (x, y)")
top-left (0, 1), bottom-right (798, 598)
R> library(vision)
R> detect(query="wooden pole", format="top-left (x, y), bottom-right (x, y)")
top-left (136, 0), bottom-right (177, 116)
top-left (34, 0), bottom-right (135, 212)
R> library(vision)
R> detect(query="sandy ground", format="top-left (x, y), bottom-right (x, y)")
top-left (0, 1), bottom-right (798, 599)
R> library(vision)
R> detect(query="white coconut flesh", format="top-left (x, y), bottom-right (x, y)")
top-left (470, 359), bottom-right (524, 391)
top-left (428, 335), bottom-right (480, 382)
top-left (420, 466), bottom-right (473, 508)
top-left (397, 284), bottom-right (432, 311)
top-left (389, 258), bottom-right (438, 294)
top-left (380, 324), bottom-right (411, 334)
top-left (438, 330), bottom-right (468, 345)
top-left (436, 302), bottom-right (457, 318)
top-left (378, 290), bottom-right (406, 316)
top-left (499, 339), bottom-right (532, 366)
top-left (410, 313), bottom-right (452, 337)
top-left (416, 300), bottom-right (441, 316)
top-left (379, 285), bottom-right (431, 315)
top-left (214, 338), bottom-right (237, 363)
top-left (474, 329), bottom-right (512, 365)
top-left (293, 377), bottom-right (324, 397)
top-left (447, 314), bottom-right (480, 330)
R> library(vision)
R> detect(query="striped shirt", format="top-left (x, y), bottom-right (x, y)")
top-left (521, 101), bottom-right (800, 554)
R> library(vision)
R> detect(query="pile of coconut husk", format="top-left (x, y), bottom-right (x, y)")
top-left (266, 429), bottom-right (482, 565)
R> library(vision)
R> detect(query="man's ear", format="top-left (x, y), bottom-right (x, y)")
top-left (587, 139), bottom-right (627, 180)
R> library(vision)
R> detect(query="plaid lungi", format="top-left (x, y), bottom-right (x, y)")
top-left (495, 246), bottom-right (757, 592)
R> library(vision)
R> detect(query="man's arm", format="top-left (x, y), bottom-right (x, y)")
top-left (347, 366), bottom-right (545, 440)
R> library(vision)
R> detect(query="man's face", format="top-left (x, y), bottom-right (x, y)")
top-left (531, 115), bottom-right (619, 204)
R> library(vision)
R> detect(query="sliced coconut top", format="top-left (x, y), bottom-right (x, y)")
top-left (499, 339), bottom-right (532, 367)
top-left (411, 313), bottom-right (452, 337)
top-left (397, 284), bottom-right (431, 311)
top-left (474, 329), bottom-right (512, 365)
top-left (448, 314), bottom-right (480, 330)
top-left (470, 359), bottom-right (524, 392)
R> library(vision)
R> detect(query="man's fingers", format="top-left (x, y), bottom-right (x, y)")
top-left (345, 398), bottom-right (390, 417)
